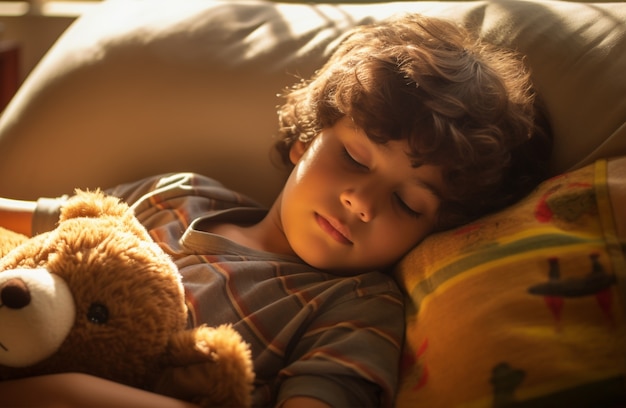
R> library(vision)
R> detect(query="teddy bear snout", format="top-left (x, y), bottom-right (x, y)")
top-left (0, 278), bottom-right (31, 309)
top-left (0, 268), bottom-right (76, 368)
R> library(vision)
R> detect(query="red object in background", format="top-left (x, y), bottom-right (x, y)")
top-left (0, 40), bottom-right (19, 112)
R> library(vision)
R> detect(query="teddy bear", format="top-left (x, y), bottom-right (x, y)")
top-left (0, 190), bottom-right (254, 407)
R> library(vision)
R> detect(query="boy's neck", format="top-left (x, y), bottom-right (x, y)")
top-left (206, 203), bottom-right (296, 258)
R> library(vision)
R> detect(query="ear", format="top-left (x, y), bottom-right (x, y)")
top-left (288, 140), bottom-right (308, 165)
top-left (60, 190), bottom-right (129, 221)
top-left (59, 189), bottom-right (152, 241)
top-left (0, 227), bottom-right (28, 258)
top-left (154, 325), bottom-right (254, 407)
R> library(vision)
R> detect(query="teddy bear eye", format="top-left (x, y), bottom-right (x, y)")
top-left (87, 303), bottom-right (109, 325)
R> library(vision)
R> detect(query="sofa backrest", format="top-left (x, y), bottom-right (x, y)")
top-left (0, 0), bottom-right (624, 206)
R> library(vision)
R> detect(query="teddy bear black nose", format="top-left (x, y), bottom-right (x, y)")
top-left (0, 278), bottom-right (32, 309)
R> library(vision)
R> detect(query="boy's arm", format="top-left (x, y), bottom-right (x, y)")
top-left (0, 375), bottom-right (330, 408)
top-left (0, 197), bottom-right (36, 237)
top-left (0, 373), bottom-right (200, 407)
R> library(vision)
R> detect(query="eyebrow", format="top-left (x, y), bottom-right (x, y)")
top-left (375, 142), bottom-right (443, 199)
top-left (412, 177), bottom-right (443, 202)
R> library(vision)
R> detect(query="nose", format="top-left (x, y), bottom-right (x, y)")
top-left (341, 189), bottom-right (375, 222)
top-left (0, 278), bottom-right (31, 309)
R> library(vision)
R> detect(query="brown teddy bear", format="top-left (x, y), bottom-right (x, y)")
top-left (0, 190), bottom-right (254, 407)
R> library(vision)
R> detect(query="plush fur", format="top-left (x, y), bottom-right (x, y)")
top-left (0, 190), bottom-right (254, 407)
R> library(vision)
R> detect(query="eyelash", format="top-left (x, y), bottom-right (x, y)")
top-left (394, 194), bottom-right (421, 218)
top-left (342, 147), bottom-right (368, 170)
top-left (342, 147), bottom-right (421, 218)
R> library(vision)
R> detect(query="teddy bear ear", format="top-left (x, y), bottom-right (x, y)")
top-left (60, 189), bottom-right (129, 220)
top-left (59, 189), bottom-right (151, 240)
top-left (154, 324), bottom-right (254, 408)
top-left (0, 227), bottom-right (29, 258)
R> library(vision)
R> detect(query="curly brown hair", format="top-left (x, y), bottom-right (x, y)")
top-left (275, 14), bottom-right (551, 229)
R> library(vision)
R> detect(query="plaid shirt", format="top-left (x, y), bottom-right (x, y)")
top-left (39, 173), bottom-right (405, 407)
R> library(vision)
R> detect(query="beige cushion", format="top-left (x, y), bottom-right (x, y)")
top-left (0, 0), bottom-right (624, 207)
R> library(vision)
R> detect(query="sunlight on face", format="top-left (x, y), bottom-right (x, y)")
top-left (280, 116), bottom-right (445, 274)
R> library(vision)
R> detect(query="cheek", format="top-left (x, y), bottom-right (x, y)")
top-left (287, 155), bottom-right (342, 200)
top-left (369, 219), bottom-right (428, 258)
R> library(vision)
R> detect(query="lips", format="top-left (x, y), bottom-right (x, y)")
top-left (315, 213), bottom-right (353, 245)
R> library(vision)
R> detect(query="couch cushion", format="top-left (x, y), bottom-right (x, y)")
top-left (394, 159), bottom-right (626, 406)
top-left (0, 0), bottom-right (624, 205)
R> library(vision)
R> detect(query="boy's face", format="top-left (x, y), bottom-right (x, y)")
top-left (278, 116), bottom-right (444, 273)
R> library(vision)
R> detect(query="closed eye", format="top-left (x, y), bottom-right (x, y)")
top-left (342, 147), bottom-right (368, 170)
top-left (394, 193), bottom-right (421, 218)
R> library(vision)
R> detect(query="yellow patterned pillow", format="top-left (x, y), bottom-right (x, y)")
top-left (394, 160), bottom-right (626, 407)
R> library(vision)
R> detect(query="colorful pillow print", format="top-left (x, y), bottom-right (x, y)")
top-left (394, 160), bottom-right (625, 407)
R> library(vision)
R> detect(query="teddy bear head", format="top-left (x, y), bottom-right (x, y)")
top-left (0, 191), bottom-right (254, 406)
top-left (0, 190), bottom-right (188, 386)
